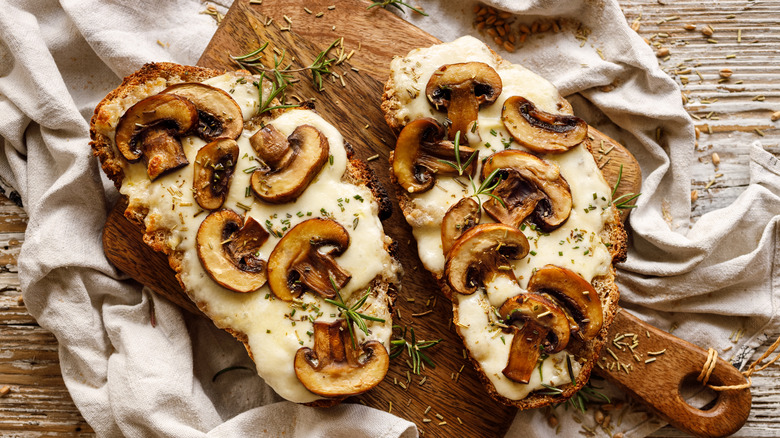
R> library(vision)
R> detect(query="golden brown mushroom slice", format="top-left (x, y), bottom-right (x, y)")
top-left (193, 139), bottom-right (239, 210)
top-left (527, 265), bottom-right (603, 340)
top-left (294, 319), bottom-right (389, 397)
top-left (267, 218), bottom-right (351, 301)
top-left (163, 82), bottom-right (243, 141)
top-left (426, 62), bottom-right (502, 140)
top-left (250, 124), bottom-right (329, 204)
top-left (392, 118), bottom-right (477, 194)
top-left (444, 223), bottom-right (529, 295)
top-left (501, 96), bottom-right (587, 154)
top-left (114, 94), bottom-right (197, 180)
top-left (196, 210), bottom-right (269, 293)
top-left (481, 150), bottom-right (572, 232)
top-left (441, 197), bottom-right (481, 256)
top-left (498, 293), bottom-right (571, 384)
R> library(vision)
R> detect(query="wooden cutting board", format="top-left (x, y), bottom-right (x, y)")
top-left (101, 1), bottom-right (750, 437)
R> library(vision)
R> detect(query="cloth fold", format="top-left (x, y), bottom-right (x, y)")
top-left (1, 0), bottom-right (777, 437)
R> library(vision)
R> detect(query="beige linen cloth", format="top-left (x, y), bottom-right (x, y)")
top-left (0, 0), bottom-right (777, 436)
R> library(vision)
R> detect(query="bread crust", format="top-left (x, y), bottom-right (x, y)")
top-left (382, 47), bottom-right (627, 410)
top-left (91, 63), bottom-right (400, 406)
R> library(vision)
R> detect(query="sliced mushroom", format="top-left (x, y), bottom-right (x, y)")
top-left (163, 82), bottom-right (243, 141)
top-left (267, 218), bottom-right (351, 301)
top-left (444, 223), bottom-right (529, 295)
top-left (481, 150), bottom-right (572, 231)
top-left (250, 124), bottom-right (329, 204)
top-left (295, 319), bottom-right (389, 397)
top-left (138, 128), bottom-right (190, 180)
top-left (501, 96), bottom-right (587, 154)
top-left (527, 265), bottom-right (603, 340)
top-left (498, 293), bottom-right (571, 384)
top-left (392, 118), bottom-right (476, 194)
top-left (193, 139), bottom-right (239, 210)
top-left (115, 94), bottom-right (197, 178)
top-left (426, 62), bottom-right (502, 140)
top-left (441, 197), bottom-right (481, 255)
top-left (196, 210), bottom-right (269, 293)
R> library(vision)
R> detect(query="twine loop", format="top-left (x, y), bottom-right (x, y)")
top-left (699, 335), bottom-right (780, 391)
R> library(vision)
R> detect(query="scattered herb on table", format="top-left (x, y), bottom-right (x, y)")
top-left (390, 325), bottom-right (442, 374)
top-left (367, 0), bottom-right (428, 16)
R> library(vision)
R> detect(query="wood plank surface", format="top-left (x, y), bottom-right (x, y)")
top-left (1, 0), bottom-right (779, 437)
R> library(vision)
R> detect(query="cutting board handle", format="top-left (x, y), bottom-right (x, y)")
top-left (597, 310), bottom-right (751, 438)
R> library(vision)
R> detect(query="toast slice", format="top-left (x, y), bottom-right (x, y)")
top-left (91, 62), bottom-right (401, 405)
top-left (381, 36), bottom-right (627, 410)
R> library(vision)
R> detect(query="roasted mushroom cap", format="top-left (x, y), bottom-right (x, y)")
top-left (528, 265), bottom-right (603, 340)
top-left (498, 293), bottom-right (571, 384)
top-left (441, 197), bottom-right (481, 255)
top-left (392, 118), bottom-right (476, 194)
top-left (426, 62), bottom-right (502, 140)
top-left (481, 150), bottom-right (572, 231)
top-left (196, 210), bottom-right (269, 293)
top-left (501, 96), bottom-right (587, 154)
top-left (267, 218), bottom-right (351, 301)
top-left (295, 319), bottom-right (389, 397)
top-left (250, 124), bottom-right (329, 204)
top-left (115, 94), bottom-right (197, 179)
top-left (193, 139), bottom-right (239, 210)
top-left (163, 82), bottom-right (243, 141)
top-left (444, 223), bottom-right (529, 295)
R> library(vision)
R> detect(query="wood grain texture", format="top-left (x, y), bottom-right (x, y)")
top-left (598, 310), bottom-right (751, 438)
top-left (0, 195), bottom-right (95, 436)
top-left (2, 0), bottom-right (780, 437)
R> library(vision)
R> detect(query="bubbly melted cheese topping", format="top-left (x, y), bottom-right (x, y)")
top-left (118, 74), bottom-right (397, 403)
top-left (389, 36), bottom-right (614, 400)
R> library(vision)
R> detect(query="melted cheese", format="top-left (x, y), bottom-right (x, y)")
top-left (388, 36), bottom-right (614, 400)
top-left (118, 75), bottom-right (397, 403)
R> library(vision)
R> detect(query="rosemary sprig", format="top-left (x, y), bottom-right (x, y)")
top-left (232, 44), bottom-right (298, 115)
top-left (437, 131), bottom-right (506, 208)
top-left (324, 279), bottom-right (385, 348)
top-left (254, 72), bottom-right (299, 115)
top-left (610, 164), bottom-right (641, 209)
top-left (438, 131), bottom-right (477, 176)
top-left (563, 381), bottom-right (611, 413)
top-left (308, 39), bottom-right (340, 91)
top-left (231, 37), bottom-right (343, 111)
top-left (470, 167), bottom-right (505, 208)
top-left (539, 379), bottom-right (612, 413)
top-left (367, 0), bottom-right (428, 16)
top-left (389, 325), bottom-right (441, 374)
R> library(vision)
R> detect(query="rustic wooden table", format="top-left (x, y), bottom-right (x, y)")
top-left (0, 0), bottom-right (778, 436)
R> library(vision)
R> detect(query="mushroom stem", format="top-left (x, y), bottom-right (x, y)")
top-left (503, 323), bottom-right (548, 384)
top-left (447, 85), bottom-right (480, 140)
top-left (140, 129), bottom-right (189, 181)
